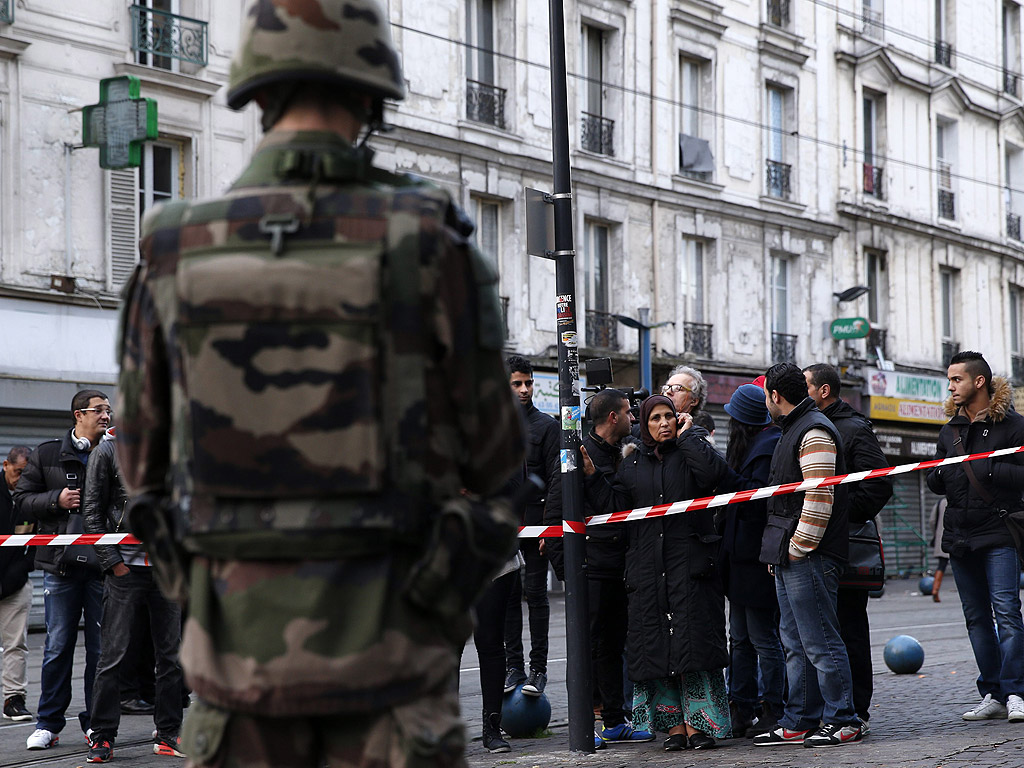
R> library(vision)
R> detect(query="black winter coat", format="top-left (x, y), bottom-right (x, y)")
top-left (719, 426), bottom-right (781, 608)
top-left (82, 440), bottom-right (131, 573)
top-left (522, 404), bottom-right (561, 527)
top-left (585, 427), bottom-right (731, 682)
top-left (927, 378), bottom-right (1024, 555)
top-left (13, 431), bottom-right (91, 575)
top-left (0, 471), bottom-right (33, 598)
top-left (821, 399), bottom-right (892, 523)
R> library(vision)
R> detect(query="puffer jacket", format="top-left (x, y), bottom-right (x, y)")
top-left (585, 426), bottom-right (731, 682)
top-left (927, 377), bottom-right (1024, 555)
top-left (13, 431), bottom-right (95, 575)
top-left (82, 439), bottom-right (140, 572)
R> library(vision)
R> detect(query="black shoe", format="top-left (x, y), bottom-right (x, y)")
top-left (746, 705), bottom-right (781, 738)
top-left (482, 712), bottom-right (511, 753)
top-left (503, 668), bottom-right (526, 694)
top-left (730, 702), bottom-right (753, 738)
top-left (664, 734), bottom-right (688, 751)
top-left (87, 737), bottom-right (113, 763)
top-left (522, 670), bottom-right (547, 697)
top-left (689, 732), bottom-right (716, 749)
top-left (121, 698), bottom-right (156, 715)
top-left (3, 694), bottom-right (32, 722)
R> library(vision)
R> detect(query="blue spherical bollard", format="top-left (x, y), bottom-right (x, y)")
top-left (919, 575), bottom-right (935, 595)
top-left (883, 635), bottom-right (925, 674)
top-left (501, 686), bottom-right (552, 738)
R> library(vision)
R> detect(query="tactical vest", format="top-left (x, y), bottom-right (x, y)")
top-left (766, 398), bottom-right (850, 562)
top-left (149, 140), bottom-right (487, 543)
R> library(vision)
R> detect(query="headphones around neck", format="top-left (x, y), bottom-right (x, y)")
top-left (70, 431), bottom-right (91, 452)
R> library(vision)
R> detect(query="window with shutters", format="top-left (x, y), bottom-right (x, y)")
top-left (108, 137), bottom-right (190, 290)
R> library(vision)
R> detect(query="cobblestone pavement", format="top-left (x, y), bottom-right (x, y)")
top-left (463, 577), bottom-right (1024, 768)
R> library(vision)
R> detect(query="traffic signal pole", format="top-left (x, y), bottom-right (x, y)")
top-left (547, 0), bottom-right (594, 753)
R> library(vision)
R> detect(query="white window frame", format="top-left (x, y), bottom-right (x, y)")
top-left (1010, 285), bottom-right (1023, 354)
top-left (772, 254), bottom-right (789, 334)
top-left (137, 0), bottom-right (182, 73)
top-left (940, 267), bottom-right (957, 342)
top-left (466, 0), bottom-right (496, 85)
top-left (583, 221), bottom-right (610, 314)
top-left (472, 197), bottom-right (501, 273)
top-left (680, 238), bottom-right (704, 324)
top-left (866, 249), bottom-right (888, 327)
top-left (581, 24), bottom-right (605, 118)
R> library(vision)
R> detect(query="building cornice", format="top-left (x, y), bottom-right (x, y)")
top-left (0, 283), bottom-right (120, 310)
top-left (113, 62), bottom-right (222, 100)
top-left (0, 34), bottom-right (29, 60)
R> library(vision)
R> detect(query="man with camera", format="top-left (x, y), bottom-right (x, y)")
top-left (14, 390), bottom-right (109, 750)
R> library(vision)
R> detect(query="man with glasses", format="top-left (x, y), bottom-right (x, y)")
top-left (1, 445), bottom-right (34, 723)
top-left (661, 365), bottom-right (707, 416)
top-left (15, 390), bottom-right (109, 751)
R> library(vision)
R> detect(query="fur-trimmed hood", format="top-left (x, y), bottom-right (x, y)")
top-left (620, 435), bottom-right (641, 459)
top-left (943, 376), bottom-right (1014, 422)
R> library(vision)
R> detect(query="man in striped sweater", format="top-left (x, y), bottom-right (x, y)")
top-left (752, 362), bottom-right (860, 749)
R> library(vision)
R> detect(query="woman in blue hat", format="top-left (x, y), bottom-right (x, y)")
top-left (719, 383), bottom-right (785, 738)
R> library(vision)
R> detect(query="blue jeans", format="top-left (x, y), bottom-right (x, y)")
top-left (37, 569), bottom-right (104, 734)
top-left (950, 546), bottom-right (1024, 702)
top-left (728, 603), bottom-right (785, 714)
top-left (776, 553), bottom-right (856, 730)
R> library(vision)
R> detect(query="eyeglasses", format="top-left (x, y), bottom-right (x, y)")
top-left (79, 407), bottom-right (114, 417)
top-left (661, 384), bottom-right (694, 396)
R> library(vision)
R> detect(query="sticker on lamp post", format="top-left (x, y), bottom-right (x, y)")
top-left (82, 76), bottom-right (158, 170)
top-left (830, 317), bottom-right (871, 340)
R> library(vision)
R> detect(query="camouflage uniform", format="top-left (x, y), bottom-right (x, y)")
top-left (116, 2), bottom-right (524, 765)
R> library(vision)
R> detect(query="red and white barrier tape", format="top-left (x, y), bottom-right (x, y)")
top-left (4, 445), bottom-right (1020, 546)
top-left (520, 443), bottom-right (1024, 538)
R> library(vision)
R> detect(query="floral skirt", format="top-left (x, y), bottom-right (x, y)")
top-left (631, 670), bottom-right (732, 738)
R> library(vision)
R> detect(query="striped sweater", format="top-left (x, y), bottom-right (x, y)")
top-left (788, 427), bottom-right (837, 558)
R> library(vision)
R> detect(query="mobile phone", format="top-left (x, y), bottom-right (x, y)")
top-left (66, 473), bottom-right (78, 491)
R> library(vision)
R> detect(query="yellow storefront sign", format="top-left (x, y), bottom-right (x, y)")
top-left (868, 396), bottom-right (948, 425)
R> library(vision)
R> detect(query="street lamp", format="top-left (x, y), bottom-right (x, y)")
top-left (833, 285), bottom-right (870, 302)
top-left (614, 308), bottom-right (674, 393)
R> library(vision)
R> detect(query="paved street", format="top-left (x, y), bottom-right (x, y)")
top-left (0, 575), bottom-right (1019, 767)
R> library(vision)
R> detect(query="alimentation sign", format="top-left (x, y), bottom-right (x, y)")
top-left (863, 367), bottom-right (949, 424)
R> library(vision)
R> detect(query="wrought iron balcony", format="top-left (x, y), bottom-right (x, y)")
top-left (466, 80), bottom-right (506, 129)
top-left (772, 332), bottom-right (798, 363)
top-left (683, 322), bottom-right (714, 359)
top-left (935, 40), bottom-right (953, 67)
top-left (938, 188), bottom-right (956, 220)
top-left (500, 296), bottom-right (510, 341)
top-left (1006, 70), bottom-right (1021, 97)
top-left (581, 112), bottom-right (614, 156)
top-left (130, 4), bottom-right (208, 68)
top-left (941, 340), bottom-right (960, 365)
top-left (863, 163), bottom-right (884, 200)
top-left (768, 0), bottom-right (790, 27)
top-left (1013, 354), bottom-right (1024, 384)
top-left (586, 310), bottom-right (619, 350)
top-left (1009, 212), bottom-right (1021, 241)
top-left (766, 159), bottom-right (792, 200)
top-left (867, 327), bottom-right (887, 358)
top-left (0, 0), bottom-right (12, 24)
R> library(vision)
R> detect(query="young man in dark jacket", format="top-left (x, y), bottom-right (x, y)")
top-left (927, 351), bottom-right (1024, 723)
top-left (504, 355), bottom-right (560, 697)
top-left (0, 445), bottom-right (34, 722)
top-left (753, 363), bottom-right (860, 748)
top-left (14, 390), bottom-right (109, 750)
top-left (804, 363), bottom-right (892, 735)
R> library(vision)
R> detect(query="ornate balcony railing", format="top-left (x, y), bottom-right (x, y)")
top-left (935, 40), bottom-right (953, 67)
top-left (867, 327), bottom-right (887, 359)
top-left (130, 4), bottom-right (208, 68)
top-left (586, 310), bottom-right (619, 350)
top-left (683, 322), bottom-right (714, 359)
top-left (766, 159), bottom-right (792, 200)
top-left (863, 163), bottom-right (884, 199)
top-left (500, 296), bottom-right (510, 341)
top-left (768, 0), bottom-right (790, 27)
top-left (1009, 212), bottom-right (1021, 241)
top-left (0, 0), bottom-right (12, 24)
top-left (581, 112), bottom-right (614, 156)
top-left (1006, 70), bottom-right (1020, 97)
top-left (466, 79), bottom-right (506, 129)
top-left (772, 332), bottom-right (798, 363)
top-left (1013, 354), bottom-right (1024, 384)
top-left (941, 340), bottom-right (960, 365)
top-left (938, 188), bottom-right (956, 220)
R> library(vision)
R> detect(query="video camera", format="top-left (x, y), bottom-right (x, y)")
top-left (581, 357), bottom-right (650, 418)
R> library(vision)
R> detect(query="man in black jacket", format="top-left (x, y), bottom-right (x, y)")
top-left (753, 363), bottom-right (860, 748)
top-left (504, 355), bottom-right (560, 697)
top-left (0, 446), bottom-right (34, 722)
top-left (14, 390), bottom-right (109, 750)
top-left (805, 363), bottom-right (892, 735)
top-left (927, 351), bottom-right (1024, 723)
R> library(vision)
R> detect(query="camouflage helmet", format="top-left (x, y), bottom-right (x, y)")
top-left (227, 0), bottom-right (405, 111)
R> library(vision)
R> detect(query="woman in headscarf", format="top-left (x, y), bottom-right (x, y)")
top-left (582, 394), bottom-right (733, 750)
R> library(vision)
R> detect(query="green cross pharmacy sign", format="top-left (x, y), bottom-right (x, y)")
top-left (830, 317), bottom-right (871, 340)
top-left (82, 76), bottom-right (158, 170)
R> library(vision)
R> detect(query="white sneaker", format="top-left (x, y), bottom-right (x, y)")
top-left (1007, 694), bottom-right (1024, 722)
top-left (26, 728), bottom-right (59, 750)
top-left (963, 694), bottom-right (1008, 721)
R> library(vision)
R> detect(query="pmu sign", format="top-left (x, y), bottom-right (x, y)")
top-left (830, 317), bottom-right (870, 340)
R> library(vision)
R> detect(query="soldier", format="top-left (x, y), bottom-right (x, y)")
top-left (116, 2), bottom-right (525, 766)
